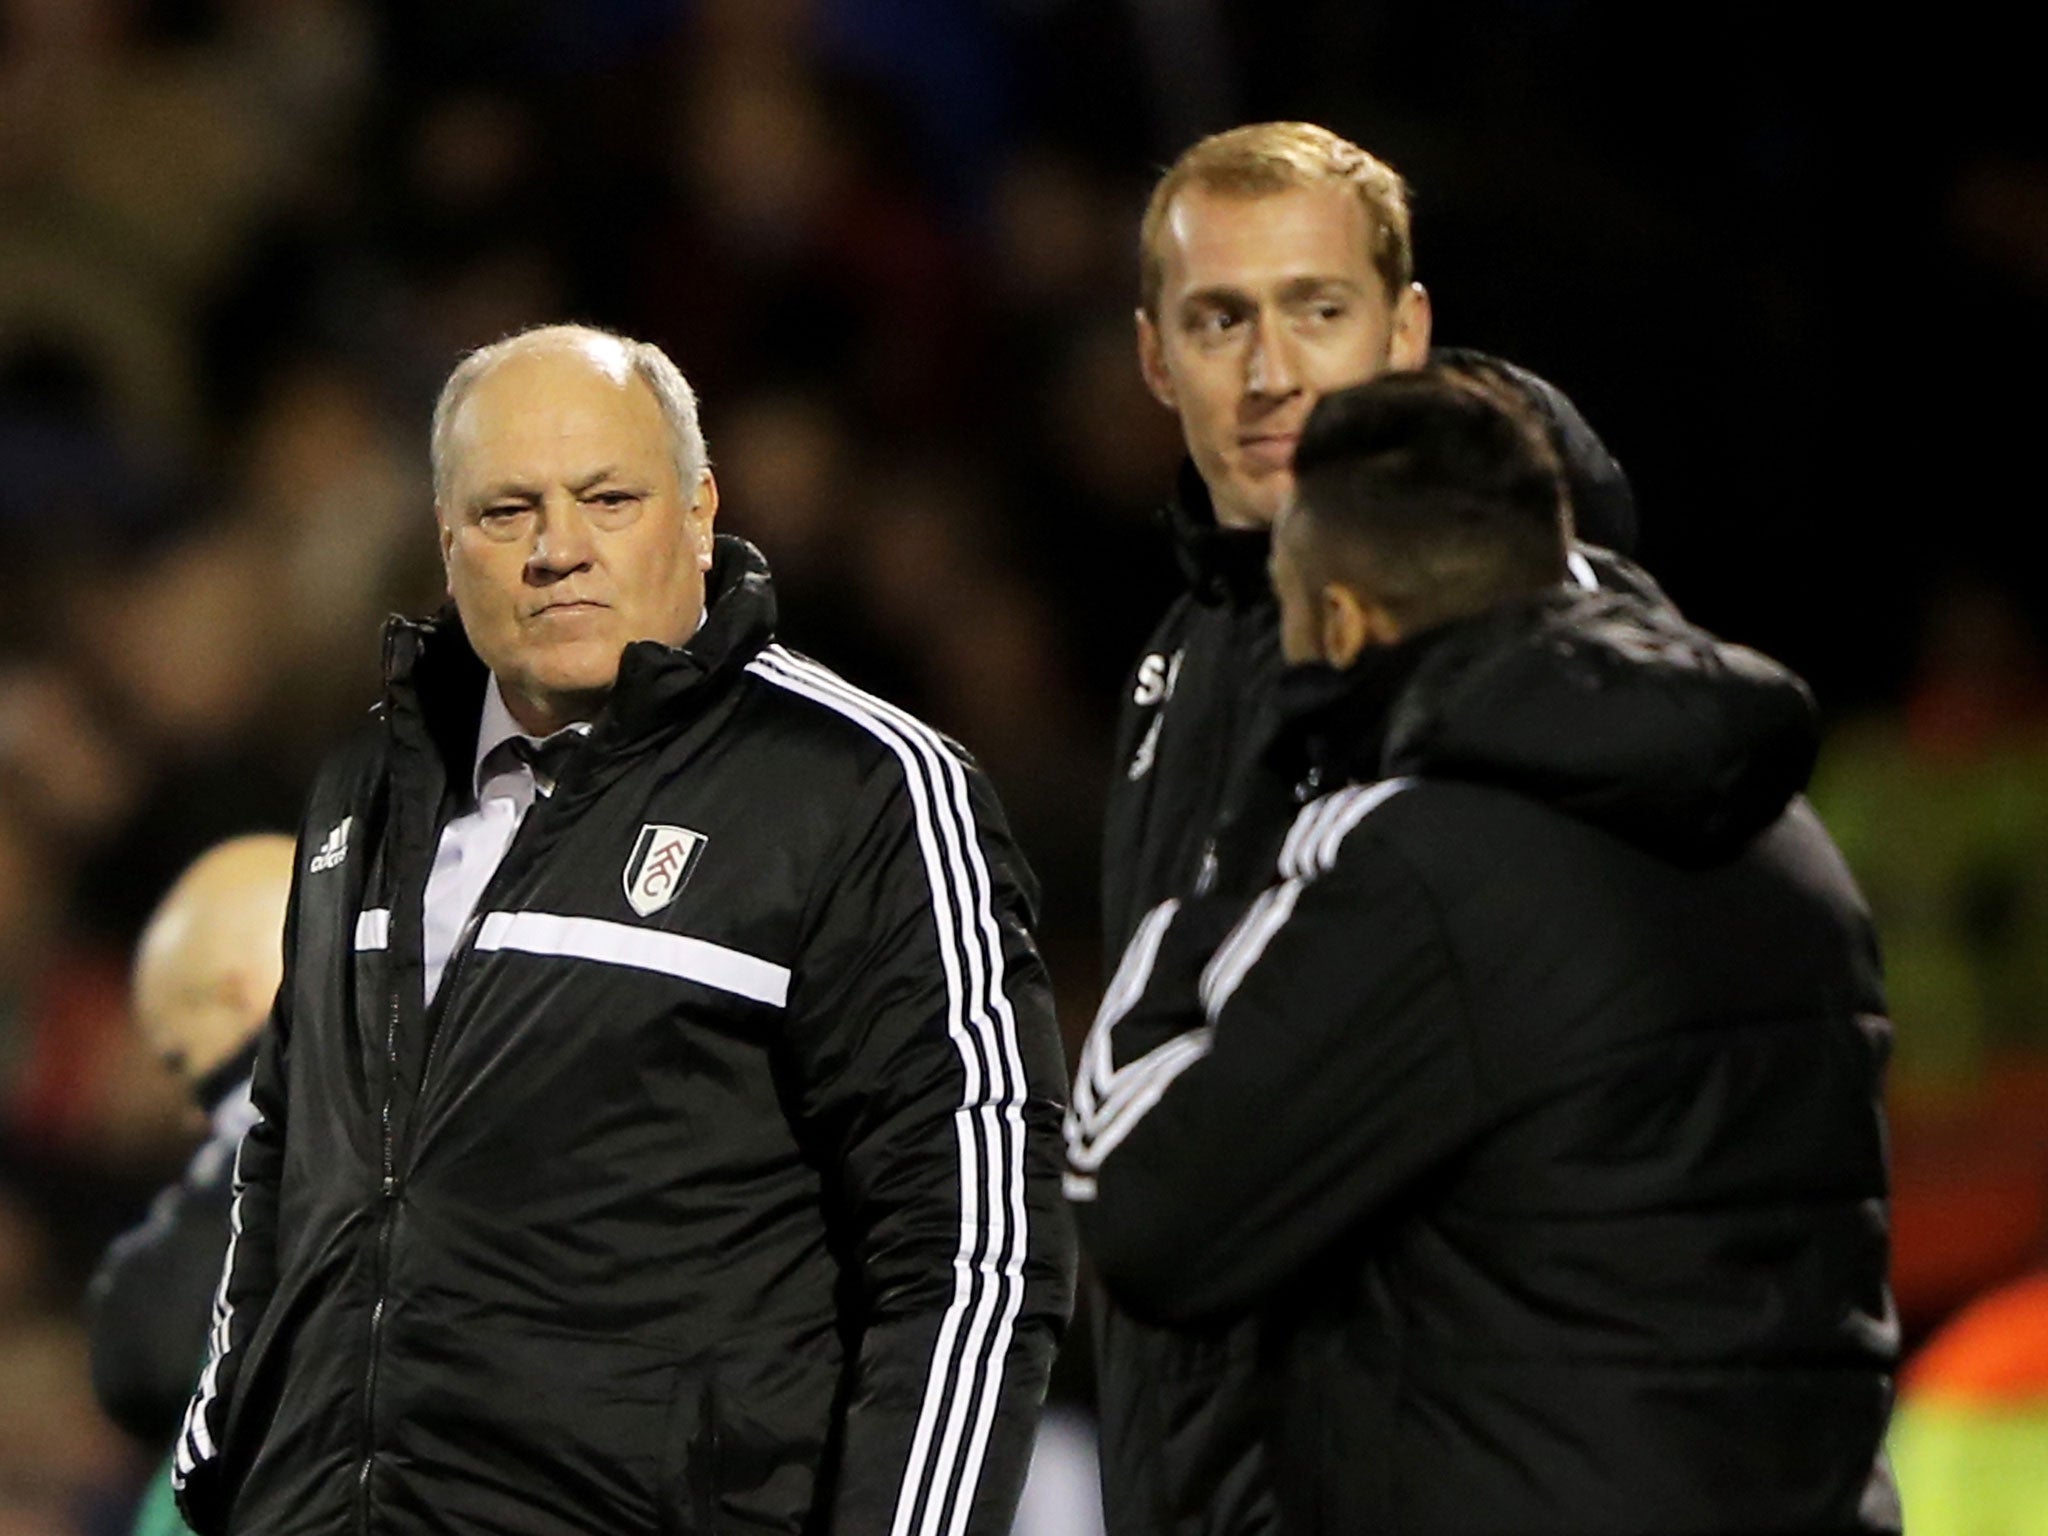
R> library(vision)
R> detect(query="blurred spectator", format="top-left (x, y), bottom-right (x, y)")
top-left (1890, 1269), bottom-right (2048, 1534)
top-left (1812, 573), bottom-right (2048, 1334)
top-left (636, 7), bottom-right (981, 426)
top-left (87, 835), bottom-right (290, 1536)
top-left (0, 0), bottom-right (318, 464)
top-left (1811, 574), bottom-right (2048, 1090)
top-left (224, 356), bottom-right (436, 763)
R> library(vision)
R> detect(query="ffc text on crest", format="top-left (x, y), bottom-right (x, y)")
top-left (623, 824), bottom-right (708, 917)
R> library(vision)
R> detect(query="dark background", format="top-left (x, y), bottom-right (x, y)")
top-left (4, 2), bottom-right (2043, 1528)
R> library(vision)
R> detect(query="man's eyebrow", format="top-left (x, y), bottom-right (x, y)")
top-left (1178, 276), bottom-right (1365, 311)
top-left (1177, 285), bottom-right (1256, 317)
top-left (568, 467), bottom-right (624, 496)
top-left (469, 481), bottom-right (541, 506)
top-left (1278, 275), bottom-right (1366, 301)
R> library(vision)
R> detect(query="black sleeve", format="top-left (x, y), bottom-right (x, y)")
top-left (87, 1098), bottom-right (247, 1445)
top-left (1067, 786), bottom-right (1480, 1327)
top-left (785, 745), bottom-right (1076, 1535)
top-left (171, 866), bottom-right (301, 1533)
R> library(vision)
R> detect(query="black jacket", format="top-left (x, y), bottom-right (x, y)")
top-left (1094, 369), bottom-right (1647, 1536)
top-left (90, 1043), bottom-right (259, 1447)
top-left (1072, 590), bottom-right (1899, 1535)
top-left (172, 538), bottom-right (1075, 1536)
top-left (1093, 463), bottom-right (1285, 1536)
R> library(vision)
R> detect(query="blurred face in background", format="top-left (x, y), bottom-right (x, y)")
top-left (1138, 182), bottom-right (1431, 529)
top-left (438, 340), bottom-right (717, 736)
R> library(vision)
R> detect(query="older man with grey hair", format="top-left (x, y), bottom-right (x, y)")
top-left (173, 323), bottom-right (1075, 1536)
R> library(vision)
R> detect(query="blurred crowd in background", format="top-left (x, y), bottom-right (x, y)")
top-left (2, 1), bottom-right (2045, 1530)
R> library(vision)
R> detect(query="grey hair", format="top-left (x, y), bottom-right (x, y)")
top-left (429, 323), bottom-right (709, 507)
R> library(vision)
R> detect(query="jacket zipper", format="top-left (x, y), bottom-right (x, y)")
top-left (359, 985), bottom-right (403, 1535)
top-left (352, 769), bottom-right (572, 1532)
top-left (409, 911), bottom-right (480, 1129)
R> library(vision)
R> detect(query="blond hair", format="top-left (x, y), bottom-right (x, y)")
top-left (1138, 122), bottom-right (1415, 316)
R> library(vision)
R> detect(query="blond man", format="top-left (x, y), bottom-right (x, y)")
top-left (1095, 122), bottom-right (1431, 1536)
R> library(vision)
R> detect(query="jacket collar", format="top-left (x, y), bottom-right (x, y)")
top-left (1269, 621), bottom-right (1462, 788)
top-left (380, 534), bottom-right (779, 778)
top-left (1163, 461), bottom-right (1272, 609)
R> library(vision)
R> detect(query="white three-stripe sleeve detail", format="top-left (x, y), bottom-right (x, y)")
top-left (752, 649), bottom-right (1024, 1536)
top-left (173, 1121), bottom-right (255, 1485)
top-left (759, 651), bottom-right (1026, 1536)
top-left (745, 647), bottom-right (1029, 1536)
top-left (1198, 880), bottom-right (1304, 1022)
top-left (1313, 779), bottom-right (1412, 873)
top-left (1219, 782), bottom-right (1415, 1015)
top-left (1070, 779), bottom-right (1420, 1178)
top-left (1066, 1031), bottom-right (1214, 1174)
top-left (471, 911), bottom-right (791, 1006)
top-left (1070, 899), bottom-right (1180, 1130)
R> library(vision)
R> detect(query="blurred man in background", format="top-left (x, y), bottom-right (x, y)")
top-left (1073, 369), bottom-right (1898, 1534)
top-left (90, 835), bottom-right (294, 1536)
top-left (1097, 120), bottom-right (1642, 1536)
top-left (172, 324), bottom-right (1072, 1536)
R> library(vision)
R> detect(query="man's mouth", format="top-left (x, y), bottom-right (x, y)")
top-left (1237, 432), bottom-right (1300, 470)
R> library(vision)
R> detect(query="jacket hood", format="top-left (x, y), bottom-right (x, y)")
top-left (1281, 590), bottom-right (1819, 865)
top-left (1431, 347), bottom-right (1637, 556)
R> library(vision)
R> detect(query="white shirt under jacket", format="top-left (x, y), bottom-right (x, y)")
top-left (420, 678), bottom-right (590, 1005)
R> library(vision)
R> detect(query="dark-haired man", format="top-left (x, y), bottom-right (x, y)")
top-left (1071, 368), bottom-right (1900, 1534)
top-left (1097, 119), bottom-right (1643, 1536)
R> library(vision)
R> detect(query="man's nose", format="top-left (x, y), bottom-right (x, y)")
top-left (1244, 316), bottom-right (1301, 400)
top-left (527, 496), bottom-right (596, 578)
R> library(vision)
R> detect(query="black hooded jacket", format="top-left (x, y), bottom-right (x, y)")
top-left (171, 537), bottom-right (1074, 1536)
top-left (1071, 590), bottom-right (1899, 1535)
top-left (1093, 359), bottom-right (1647, 1536)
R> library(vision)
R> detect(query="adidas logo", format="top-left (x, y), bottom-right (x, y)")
top-left (308, 817), bottom-right (353, 874)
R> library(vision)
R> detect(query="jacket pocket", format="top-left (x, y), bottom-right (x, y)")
top-left (661, 1351), bottom-right (827, 1536)
top-left (659, 1368), bottom-right (715, 1536)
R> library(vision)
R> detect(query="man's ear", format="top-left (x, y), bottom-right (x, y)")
top-left (690, 469), bottom-right (721, 572)
top-left (1388, 282), bottom-right (1433, 372)
top-left (1320, 582), bottom-right (1405, 668)
top-left (1136, 308), bottom-right (1178, 411)
top-left (437, 513), bottom-right (456, 596)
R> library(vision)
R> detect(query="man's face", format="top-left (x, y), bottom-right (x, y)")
top-left (1138, 182), bottom-right (1431, 529)
top-left (439, 342), bottom-right (717, 734)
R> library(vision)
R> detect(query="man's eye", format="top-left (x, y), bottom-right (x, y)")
top-left (480, 506), bottom-right (525, 522)
top-left (586, 490), bottom-right (638, 508)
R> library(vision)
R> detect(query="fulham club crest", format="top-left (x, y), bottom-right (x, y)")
top-left (623, 824), bottom-right (708, 918)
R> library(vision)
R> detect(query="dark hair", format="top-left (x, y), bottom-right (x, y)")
top-left (1289, 368), bottom-right (1569, 634)
top-left (1430, 346), bottom-right (1637, 555)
